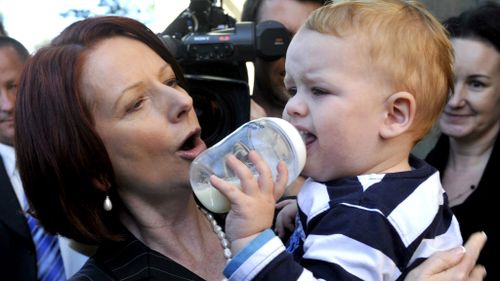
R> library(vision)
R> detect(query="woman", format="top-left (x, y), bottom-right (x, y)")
top-left (14, 16), bottom-right (484, 280)
top-left (15, 16), bottom-right (228, 280)
top-left (426, 2), bottom-right (500, 280)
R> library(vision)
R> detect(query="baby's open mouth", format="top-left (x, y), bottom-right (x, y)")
top-left (299, 130), bottom-right (316, 145)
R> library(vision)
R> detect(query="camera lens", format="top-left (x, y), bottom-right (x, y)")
top-left (186, 75), bottom-right (250, 147)
top-left (191, 87), bottom-right (233, 146)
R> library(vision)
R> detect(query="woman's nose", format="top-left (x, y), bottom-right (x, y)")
top-left (447, 83), bottom-right (467, 108)
top-left (168, 88), bottom-right (194, 122)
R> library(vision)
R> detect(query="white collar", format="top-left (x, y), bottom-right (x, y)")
top-left (0, 142), bottom-right (16, 177)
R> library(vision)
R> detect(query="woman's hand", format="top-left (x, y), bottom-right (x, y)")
top-left (404, 232), bottom-right (487, 281)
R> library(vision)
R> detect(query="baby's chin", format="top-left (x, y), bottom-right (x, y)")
top-left (300, 168), bottom-right (331, 182)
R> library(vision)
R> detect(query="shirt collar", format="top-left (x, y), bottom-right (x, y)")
top-left (0, 142), bottom-right (17, 177)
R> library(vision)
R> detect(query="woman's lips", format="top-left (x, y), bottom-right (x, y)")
top-left (177, 134), bottom-right (207, 160)
top-left (444, 110), bottom-right (474, 117)
top-left (442, 111), bottom-right (474, 123)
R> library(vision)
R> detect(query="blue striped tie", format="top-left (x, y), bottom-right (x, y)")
top-left (25, 198), bottom-right (66, 281)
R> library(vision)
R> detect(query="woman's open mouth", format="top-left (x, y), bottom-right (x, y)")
top-left (177, 129), bottom-right (207, 160)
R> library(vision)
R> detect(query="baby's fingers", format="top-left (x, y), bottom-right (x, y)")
top-left (274, 160), bottom-right (288, 201)
top-left (225, 154), bottom-right (260, 196)
top-left (276, 199), bottom-right (296, 209)
top-left (249, 151), bottom-right (275, 195)
top-left (274, 215), bottom-right (286, 238)
top-left (275, 208), bottom-right (295, 238)
top-left (210, 174), bottom-right (244, 204)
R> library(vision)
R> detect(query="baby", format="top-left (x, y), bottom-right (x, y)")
top-left (211, 1), bottom-right (462, 280)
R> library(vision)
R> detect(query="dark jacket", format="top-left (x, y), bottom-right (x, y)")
top-left (426, 134), bottom-right (499, 281)
top-left (0, 156), bottom-right (37, 280)
top-left (70, 229), bottom-right (206, 281)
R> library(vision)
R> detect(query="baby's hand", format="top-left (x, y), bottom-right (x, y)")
top-left (210, 150), bottom-right (288, 254)
top-left (274, 199), bottom-right (298, 239)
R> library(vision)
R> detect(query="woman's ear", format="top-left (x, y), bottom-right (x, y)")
top-left (92, 177), bottom-right (110, 192)
top-left (380, 91), bottom-right (416, 139)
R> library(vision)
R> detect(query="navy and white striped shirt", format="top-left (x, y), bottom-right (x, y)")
top-left (224, 157), bottom-right (462, 281)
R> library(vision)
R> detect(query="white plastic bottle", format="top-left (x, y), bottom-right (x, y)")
top-left (190, 117), bottom-right (306, 213)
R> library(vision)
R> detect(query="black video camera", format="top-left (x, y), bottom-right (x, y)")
top-left (160, 0), bottom-right (291, 147)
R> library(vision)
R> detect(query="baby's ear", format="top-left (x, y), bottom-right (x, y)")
top-left (380, 91), bottom-right (415, 139)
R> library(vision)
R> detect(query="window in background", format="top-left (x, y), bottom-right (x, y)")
top-left (0, 0), bottom-right (243, 53)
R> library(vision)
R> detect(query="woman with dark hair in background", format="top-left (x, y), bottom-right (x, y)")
top-left (14, 15), bottom-right (485, 280)
top-left (426, 2), bottom-right (500, 280)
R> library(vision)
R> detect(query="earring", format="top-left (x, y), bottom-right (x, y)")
top-left (103, 194), bottom-right (113, 211)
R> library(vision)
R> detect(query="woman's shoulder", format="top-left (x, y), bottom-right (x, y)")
top-left (69, 258), bottom-right (114, 281)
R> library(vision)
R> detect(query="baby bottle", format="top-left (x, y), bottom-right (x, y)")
top-left (190, 117), bottom-right (306, 213)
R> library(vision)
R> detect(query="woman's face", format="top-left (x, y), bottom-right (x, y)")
top-left (439, 38), bottom-right (500, 141)
top-left (81, 36), bottom-right (206, 199)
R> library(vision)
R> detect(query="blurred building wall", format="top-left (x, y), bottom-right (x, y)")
top-left (412, 0), bottom-right (500, 20)
top-left (225, 0), bottom-right (500, 22)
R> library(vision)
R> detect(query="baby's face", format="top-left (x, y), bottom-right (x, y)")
top-left (283, 28), bottom-right (391, 181)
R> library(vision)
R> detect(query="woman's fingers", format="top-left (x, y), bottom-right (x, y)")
top-left (469, 265), bottom-right (487, 281)
top-left (461, 231), bottom-right (487, 279)
top-left (463, 232), bottom-right (487, 268)
top-left (403, 231), bottom-right (488, 281)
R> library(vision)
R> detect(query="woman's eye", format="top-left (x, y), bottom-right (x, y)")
top-left (126, 98), bottom-right (145, 113)
top-left (468, 80), bottom-right (486, 89)
top-left (164, 78), bottom-right (179, 88)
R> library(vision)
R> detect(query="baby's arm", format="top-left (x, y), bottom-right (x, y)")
top-left (210, 150), bottom-right (288, 254)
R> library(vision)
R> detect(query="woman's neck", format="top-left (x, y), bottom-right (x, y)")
top-left (447, 126), bottom-right (498, 168)
top-left (119, 192), bottom-right (227, 280)
top-left (443, 127), bottom-right (498, 206)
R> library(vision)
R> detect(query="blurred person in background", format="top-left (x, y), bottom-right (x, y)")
top-left (0, 21), bottom-right (6, 36)
top-left (425, 2), bottom-right (500, 280)
top-left (0, 36), bottom-right (89, 280)
top-left (241, 0), bottom-right (324, 197)
top-left (241, 0), bottom-right (324, 119)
